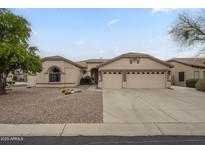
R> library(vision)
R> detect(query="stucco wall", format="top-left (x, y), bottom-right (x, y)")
top-left (169, 61), bottom-right (205, 86)
top-left (99, 57), bottom-right (168, 71)
top-left (27, 75), bottom-right (36, 87)
top-left (86, 62), bottom-right (103, 76)
top-left (98, 57), bottom-right (171, 89)
top-left (35, 60), bottom-right (82, 87)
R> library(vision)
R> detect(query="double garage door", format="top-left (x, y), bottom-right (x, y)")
top-left (103, 71), bottom-right (166, 89)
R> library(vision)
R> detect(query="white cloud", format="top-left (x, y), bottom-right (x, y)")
top-left (107, 19), bottom-right (120, 26)
top-left (151, 8), bottom-right (177, 14)
top-left (75, 40), bottom-right (85, 45)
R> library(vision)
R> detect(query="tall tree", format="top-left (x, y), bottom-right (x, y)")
top-left (169, 10), bottom-right (205, 55)
top-left (0, 9), bottom-right (42, 94)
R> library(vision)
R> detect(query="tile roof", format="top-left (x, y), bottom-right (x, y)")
top-left (42, 56), bottom-right (85, 68)
top-left (77, 59), bottom-right (110, 67)
top-left (97, 52), bottom-right (173, 68)
top-left (167, 58), bottom-right (205, 68)
top-left (78, 58), bottom-right (109, 63)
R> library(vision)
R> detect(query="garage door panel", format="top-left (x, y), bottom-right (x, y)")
top-left (127, 73), bottom-right (165, 88)
top-left (103, 74), bottom-right (122, 88)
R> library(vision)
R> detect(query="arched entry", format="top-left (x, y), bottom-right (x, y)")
top-left (91, 68), bottom-right (98, 84)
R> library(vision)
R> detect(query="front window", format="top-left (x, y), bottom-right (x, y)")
top-left (178, 72), bottom-right (185, 82)
top-left (49, 67), bottom-right (61, 82)
top-left (194, 71), bottom-right (200, 79)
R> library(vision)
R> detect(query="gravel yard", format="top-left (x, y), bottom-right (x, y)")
top-left (0, 86), bottom-right (102, 124)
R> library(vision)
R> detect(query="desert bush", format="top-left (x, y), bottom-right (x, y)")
top-left (185, 79), bottom-right (199, 88)
top-left (61, 87), bottom-right (68, 93)
top-left (80, 76), bottom-right (92, 85)
top-left (196, 79), bottom-right (205, 91)
top-left (61, 87), bottom-right (71, 95)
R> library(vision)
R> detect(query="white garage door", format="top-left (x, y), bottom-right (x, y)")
top-left (126, 72), bottom-right (166, 88)
top-left (103, 73), bottom-right (122, 88)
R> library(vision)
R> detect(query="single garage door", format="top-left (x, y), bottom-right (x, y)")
top-left (126, 72), bottom-right (166, 88)
top-left (103, 73), bottom-right (122, 88)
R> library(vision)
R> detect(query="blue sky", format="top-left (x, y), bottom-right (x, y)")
top-left (11, 8), bottom-right (201, 61)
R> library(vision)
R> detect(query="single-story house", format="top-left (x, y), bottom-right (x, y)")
top-left (28, 52), bottom-right (173, 89)
top-left (167, 58), bottom-right (205, 86)
top-left (78, 58), bottom-right (109, 83)
top-left (97, 53), bottom-right (173, 89)
top-left (28, 56), bottom-right (85, 87)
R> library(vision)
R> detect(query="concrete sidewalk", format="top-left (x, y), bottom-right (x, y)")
top-left (1, 123), bottom-right (205, 136)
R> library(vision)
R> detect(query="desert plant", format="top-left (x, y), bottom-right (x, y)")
top-left (64, 90), bottom-right (71, 95)
top-left (62, 88), bottom-right (71, 95)
top-left (196, 79), bottom-right (205, 91)
top-left (61, 87), bottom-right (70, 93)
top-left (61, 87), bottom-right (82, 95)
top-left (185, 79), bottom-right (199, 88)
top-left (80, 76), bottom-right (92, 85)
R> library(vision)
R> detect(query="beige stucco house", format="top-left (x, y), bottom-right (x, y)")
top-left (97, 53), bottom-right (173, 89)
top-left (78, 59), bottom-right (109, 83)
top-left (28, 52), bottom-right (173, 89)
top-left (167, 58), bottom-right (205, 86)
top-left (28, 56), bottom-right (85, 88)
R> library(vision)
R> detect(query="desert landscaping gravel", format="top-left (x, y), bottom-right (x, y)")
top-left (0, 86), bottom-right (102, 124)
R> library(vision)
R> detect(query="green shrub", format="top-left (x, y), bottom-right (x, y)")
top-left (196, 79), bottom-right (205, 91)
top-left (185, 79), bottom-right (199, 88)
top-left (80, 76), bottom-right (92, 85)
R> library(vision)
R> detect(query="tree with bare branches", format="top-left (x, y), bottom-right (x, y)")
top-left (169, 10), bottom-right (205, 55)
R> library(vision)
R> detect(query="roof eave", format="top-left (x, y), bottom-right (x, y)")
top-left (42, 57), bottom-right (85, 69)
top-left (97, 54), bottom-right (173, 68)
top-left (167, 60), bottom-right (205, 69)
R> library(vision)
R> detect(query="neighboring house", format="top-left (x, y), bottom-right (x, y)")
top-left (167, 58), bottom-right (205, 86)
top-left (6, 73), bottom-right (15, 85)
top-left (28, 52), bottom-right (173, 89)
top-left (13, 69), bottom-right (27, 82)
top-left (6, 69), bottom-right (27, 85)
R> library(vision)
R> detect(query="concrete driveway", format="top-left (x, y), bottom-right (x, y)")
top-left (103, 86), bottom-right (205, 135)
top-left (103, 86), bottom-right (205, 123)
